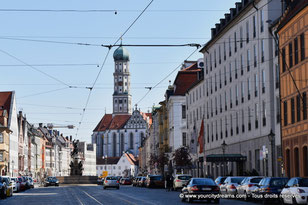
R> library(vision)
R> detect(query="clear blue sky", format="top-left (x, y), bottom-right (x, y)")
top-left (1, 0), bottom-right (238, 142)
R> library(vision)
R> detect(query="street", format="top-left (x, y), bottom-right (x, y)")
top-left (4, 185), bottom-right (259, 205)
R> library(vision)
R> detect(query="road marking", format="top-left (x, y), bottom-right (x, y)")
top-left (82, 190), bottom-right (104, 205)
top-left (69, 187), bottom-right (84, 205)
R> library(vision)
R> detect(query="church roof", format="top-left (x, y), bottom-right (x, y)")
top-left (113, 46), bottom-right (130, 61)
top-left (109, 115), bottom-right (131, 129)
top-left (93, 114), bottom-right (131, 131)
top-left (96, 157), bottom-right (120, 165)
top-left (125, 153), bottom-right (138, 166)
top-left (93, 114), bottom-right (113, 132)
top-left (0, 92), bottom-right (13, 118)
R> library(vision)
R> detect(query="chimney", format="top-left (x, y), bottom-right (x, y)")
top-left (225, 13), bottom-right (231, 22)
top-left (230, 8), bottom-right (236, 18)
top-left (211, 28), bottom-right (216, 38)
top-left (39, 123), bottom-right (43, 128)
top-left (215, 23), bottom-right (221, 32)
top-left (236, 2), bottom-right (242, 13)
top-left (220, 18), bottom-right (226, 27)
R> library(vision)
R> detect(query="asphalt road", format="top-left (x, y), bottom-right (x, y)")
top-left (3, 185), bottom-right (259, 205)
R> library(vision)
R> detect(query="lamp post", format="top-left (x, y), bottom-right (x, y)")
top-left (268, 129), bottom-right (275, 177)
top-left (221, 140), bottom-right (227, 176)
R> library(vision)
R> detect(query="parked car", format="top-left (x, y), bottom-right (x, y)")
top-left (173, 175), bottom-right (192, 190)
top-left (2, 176), bottom-right (13, 197)
top-left (236, 176), bottom-right (264, 200)
top-left (0, 176), bottom-right (7, 199)
top-left (17, 176), bottom-right (26, 191)
top-left (133, 177), bottom-right (141, 186)
top-left (123, 178), bottom-right (132, 185)
top-left (28, 177), bottom-right (34, 188)
top-left (181, 178), bottom-right (220, 203)
top-left (146, 175), bottom-right (164, 188)
top-left (280, 177), bottom-right (308, 204)
top-left (138, 177), bottom-right (146, 187)
top-left (219, 176), bottom-right (245, 195)
top-left (22, 176), bottom-right (31, 189)
top-left (44, 177), bottom-right (59, 187)
top-left (97, 178), bottom-right (104, 185)
top-left (254, 177), bottom-right (289, 204)
top-left (103, 176), bottom-right (119, 189)
top-left (11, 177), bottom-right (20, 192)
top-left (214, 176), bottom-right (227, 187)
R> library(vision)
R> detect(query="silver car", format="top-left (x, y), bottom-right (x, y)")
top-left (103, 176), bottom-right (119, 189)
top-left (219, 176), bottom-right (245, 195)
top-left (173, 175), bottom-right (192, 190)
top-left (236, 176), bottom-right (264, 200)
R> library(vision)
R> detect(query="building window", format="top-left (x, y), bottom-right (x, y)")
top-left (255, 149), bottom-right (260, 171)
top-left (241, 81), bottom-right (244, 103)
top-left (224, 66), bottom-right (227, 85)
top-left (230, 88), bottom-right (233, 108)
top-left (282, 47), bottom-right (286, 72)
top-left (291, 98), bottom-right (295, 124)
top-left (254, 74), bottom-right (258, 97)
top-left (234, 32), bottom-right (237, 52)
top-left (182, 105), bottom-right (186, 119)
top-left (246, 21), bottom-right (249, 43)
top-left (275, 64), bottom-right (280, 89)
top-left (248, 106), bottom-right (251, 131)
top-left (0, 133), bottom-right (3, 143)
top-left (210, 53), bottom-right (212, 71)
top-left (120, 133), bottom-right (124, 154)
top-left (130, 133), bottom-right (134, 149)
top-left (234, 58), bottom-right (238, 79)
top-left (229, 63), bottom-right (232, 82)
top-left (230, 114), bottom-right (233, 136)
top-left (219, 45), bottom-right (221, 64)
top-left (294, 37), bottom-right (299, 65)
top-left (235, 84), bottom-right (239, 106)
top-left (261, 39), bottom-right (264, 62)
top-left (253, 16), bottom-right (256, 38)
top-left (276, 96), bottom-right (280, 124)
top-left (284, 101), bottom-right (288, 126)
top-left (255, 103), bottom-right (259, 129)
top-left (223, 41), bottom-right (226, 60)
top-left (247, 49), bottom-right (250, 71)
top-left (229, 36), bottom-right (231, 56)
top-left (303, 92), bottom-right (307, 120)
top-left (296, 95), bottom-right (301, 122)
top-left (254, 44), bottom-right (257, 67)
top-left (240, 26), bottom-right (243, 48)
top-left (113, 133), bottom-right (117, 157)
top-left (182, 132), bottom-right (187, 146)
top-left (236, 112), bottom-right (239, 134)
top-left (240, 54), bottom-right (243, 75)
top-left (225, 116), bottom-right (228, 138)
top-left (262, 100), bottom-right (266, 126)
top-left (300, 33), bottom-right (305, 61)
top-left (289, 42), bottom-right (293, 68)
top-left (260, 9), bottom-right (264, 32)
top-left (261, 70), bottom-right (265, 93)
top-left (214, 49), bottom-right (217, 67)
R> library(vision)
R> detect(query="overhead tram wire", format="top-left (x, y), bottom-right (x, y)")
top-left (135, 47), bottom-right (199, 106)
top-left (75, 0), bottom-right (154, 139)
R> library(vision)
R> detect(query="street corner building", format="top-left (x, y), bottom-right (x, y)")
top-left (277, 0), bottom-right (308, 178)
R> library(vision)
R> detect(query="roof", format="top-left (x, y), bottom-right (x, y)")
top-left (96, 157), bottom-right (120, 165)
top-left (140, 112), bottom-right (152, 127)
top-left (125, 153), bottom-right (138, 166)
top-left (173, 64), bottom-right (200, 95)
top-left (109, 115), bottom-right (131, 129)
top-left (0, 92), bottom-right (13, 118)
top-left (113, 46), bottom-right (130, 61)
top-left (94, 114), bottom-right (131, 131)
top-left (93, 114), bottom-right (113, 132)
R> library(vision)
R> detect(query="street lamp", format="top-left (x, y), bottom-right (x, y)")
top-left (221, 140), bottom-right (227, 176)
top-left (268, 129), bottom-right (275, 177)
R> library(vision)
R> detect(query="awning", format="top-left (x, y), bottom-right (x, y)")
top-left (206, 154), bottom-right (247, 162)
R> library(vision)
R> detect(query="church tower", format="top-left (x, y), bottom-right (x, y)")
top-left (112, 46), bottom-right (132, 115)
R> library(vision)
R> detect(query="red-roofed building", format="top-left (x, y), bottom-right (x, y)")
top-left (0, 91), bottom-right (18, 177)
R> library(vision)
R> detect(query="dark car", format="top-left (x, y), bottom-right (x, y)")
top-left (181, 178), bottom-right (220, 203)
top-left (44, 177), bottom-right (59, 187)
top-left (254, 177), bottom-right (289, 204)
top-left (146, 175), bottom-right (164, 188)
top-left (122, 178), bottom-right (132, 185)
top-left (0, 176), bottom-right (7, 199)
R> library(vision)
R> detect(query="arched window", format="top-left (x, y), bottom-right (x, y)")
top-left (113, 133), bottom-right (117, 157)
top-left (303, 146), bottom-right (308, 176)
top-left (286, 149), bottom-right (291, 177)
top-left (294, 147), bottom-right (300, 177)
top-left (140, 132), bottom-right (144, 146)
top-left (120, 133), bottom-right (124, 154)
top-left (130, 133), bottom-right (134, 149)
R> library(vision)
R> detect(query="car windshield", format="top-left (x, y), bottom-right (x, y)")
top-left (106, 176), bottom-right (117, 180)
top-left (231, 178), bottom-right (244, 184)
top-left (178, 176), bottom-right (192, 180)
top-left (150, 176), bottom-right (163, 181)
top-left (192, 179), bottom-right (216, 185)
top-left (270, 178), bottom-right (289, 187)
top-left (299, 178), bottom-right (308, 187)
top-left (251, 178), bottom-right (263, 183)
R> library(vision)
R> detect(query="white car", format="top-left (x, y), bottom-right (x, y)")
top-left (236, 176), bottom-right (264, 200)
top-left (173, 175), bottom-right (192, 190)
top-left (220, 176), bottom-right (245, 195)
top-left (281, 177), bottom-right (308, 204)
top-left (10, 177), bottom-right (20, 192)
top-left (103, 176), bottom-right (119, 189)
